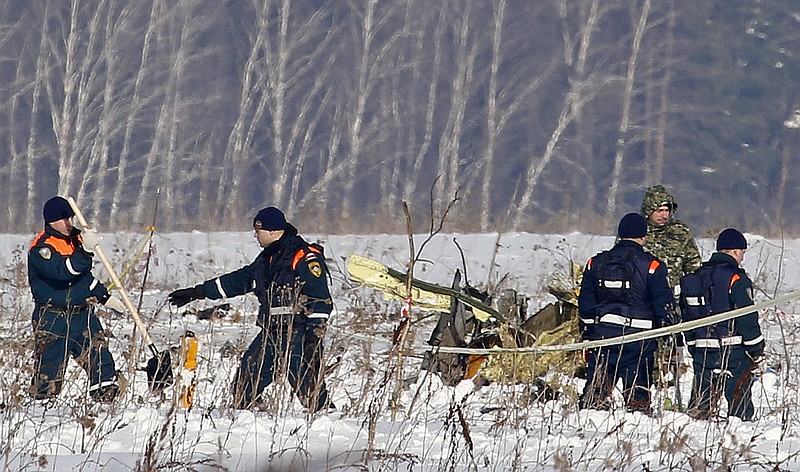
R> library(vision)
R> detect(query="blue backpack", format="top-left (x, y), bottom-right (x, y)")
top-left (593, 250), bottom-right (639, 303)
top-left (679, 263), bottom-right (734, 341)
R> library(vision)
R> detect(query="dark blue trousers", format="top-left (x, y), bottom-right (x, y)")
top-left (688, 347), bottom-right (721, 414)
top-left (690, 347), bottom-right (755, 420)
top-left (233, 318), bottom-right (330, 412)
top-left (31, 306), bottom-right (117, 398)
top-left (581, 339), bottom-right (656, 411)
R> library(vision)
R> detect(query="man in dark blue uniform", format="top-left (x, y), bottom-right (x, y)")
top-left (681, 228), bottom-right (764, 421)
top-left (28, 196), bottom-right (125, 402)
top-left (168, 207), bottom-right (334, 412)
top-left (578, 213), bottom-right (674, 414)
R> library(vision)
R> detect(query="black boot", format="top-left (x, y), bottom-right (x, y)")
top-left (89, 384), bottom-right (119, 403)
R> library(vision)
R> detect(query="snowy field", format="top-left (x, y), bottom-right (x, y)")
top-left (2, 230), bottom-right (800, 471)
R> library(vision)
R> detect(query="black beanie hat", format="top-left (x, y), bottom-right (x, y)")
top-left (253, 206), bottom-right (286, 230)
top-left (716, 228), bottom-right (747, 250)
top-left (618, 212), bottom-right (648, 239)
top-left (43, 196), bottom-right (74, 223)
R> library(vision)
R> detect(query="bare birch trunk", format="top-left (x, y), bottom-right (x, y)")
top-left (112, 1), bottom-right (161, 226)
top-left (401, 3), bottom-right (445, 204)
top-left (136, 19), bottom-right (184, 224)
top-left (606, 0), bottom-right (651, 216)
top-left (776, 91), bottom-right (799, 227)
top-left (18, 8), bottom-right (50, 229)
top-left (514, 0), bottom-right (604, 227)
top-left (480, 0), bottom-right (506, 231)
top-left (223, 0), bottom-right (335, 221)
top-left (219, 0), bottom-right (270, 219)
top-left (47, 1), bottom-right (82, 197)
top-left (340, 0), bottom-right (377, 221)
top-left (437, 2), bottom-right (475, 211)
top-left (653, 0), bottom-right (675, 185)
top-left (85, 6), bottom-right (118, 221)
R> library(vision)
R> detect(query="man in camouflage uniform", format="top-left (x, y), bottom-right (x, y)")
top-left (640, 185), bottom-right (701, 289)
top-left (640, 185), bottom-right (701, 405)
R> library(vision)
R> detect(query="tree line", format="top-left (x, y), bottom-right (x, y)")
top-left (0, 0), bottom-right (797, 236)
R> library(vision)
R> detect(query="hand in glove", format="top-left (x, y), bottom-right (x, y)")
top-left (104, 295), bottom-right (127, 314)
top-left (310, 321), bottom-right (327, 339)
top-left (306, 321), bottom-right (327, 344)
top-left (168, 285), bottom-right (205, 307)
top-left (80, 228), bottom-right (103, 252)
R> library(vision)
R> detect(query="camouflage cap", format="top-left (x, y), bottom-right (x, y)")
top-left (641, 185), bottom-right (678, 218)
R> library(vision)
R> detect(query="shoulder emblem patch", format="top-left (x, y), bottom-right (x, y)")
top-left (38, 247), bottom-right (52, 260)
top-left (308, 261), bottom-right (323, 278)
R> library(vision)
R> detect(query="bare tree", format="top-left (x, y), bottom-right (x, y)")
top-left (339, 0), bottom-right (379, 221)
top-left (480, 0), bottom-right (507, 231)
top-left (44, 1), bottom-right (97, 198)
top-left (436, 1), bottom-right (477, 213)
top-left (110, 1), bottom-right (163, 226)
top-left (400, 2), bottom-right (446, 207)
top-left (606, 0), bottom-right (652, 215)
top-left (651, 0), bottom-right (675, 185)
top-left (478, 1), bottom-right (556, 231)
top-left (0, 0), bottom-right (793, 235)
top-left (220, 0), bottom-right (339, 221)
top-left (379, 0), bottom-right (428, 221)
top-left (10, 5), bottom-right (50, 230)
top-left (134, 0), bottom-right (219, 225)
top-left (513, 0), bottom-right (614, 228)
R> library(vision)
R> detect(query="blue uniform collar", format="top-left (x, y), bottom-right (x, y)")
top-left (709, 252), bottom-right (739, 268)
top-left (614, 239), bottom-right (645, 251)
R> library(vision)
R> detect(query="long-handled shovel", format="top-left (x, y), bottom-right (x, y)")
top-left (67, 197), bottom-right (173, 393)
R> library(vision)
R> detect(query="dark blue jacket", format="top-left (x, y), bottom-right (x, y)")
top-left (28, 225), bottom-right (109, 308)
top-left (578, 240), bottom-right (673, 340)
top-left (683, 252), bottom-right (764, 356)
top-left (200, 224), bottom-right (332, 328)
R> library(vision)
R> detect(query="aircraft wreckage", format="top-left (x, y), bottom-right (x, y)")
top-left (346, 254), bottom-right (586, 400)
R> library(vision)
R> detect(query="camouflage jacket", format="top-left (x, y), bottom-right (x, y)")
top-left (643, 220), bottom-right (701, 288)
top-left (641, 184), bottom-right (701, 288)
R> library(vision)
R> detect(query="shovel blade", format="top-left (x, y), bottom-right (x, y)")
top-left (146, 350), bottom-right (174, 393)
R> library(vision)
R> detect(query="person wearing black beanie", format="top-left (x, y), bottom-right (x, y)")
top-left (715, 228), bottom-right (748, 251)
top-left (617, 213), bottom-right (648, 239)
top-left (577, 213), bottom-right (674, 415)
top-left (42, 196), bottom-right (75, 223)
top-left (168, 206), bottom-right (335, 413)
top-left (28, 196), bottom-right (122, 403)
top-left (680, 228), bottom-right (762, 421)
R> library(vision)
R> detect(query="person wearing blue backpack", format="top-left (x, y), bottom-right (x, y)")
top-left (680, 228), bottom-right (764, 421)
top-left (578, 213), bottom-right (674, 414)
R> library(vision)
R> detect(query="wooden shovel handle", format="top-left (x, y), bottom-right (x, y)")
top-left (67, 197), bottom-right (158, 348)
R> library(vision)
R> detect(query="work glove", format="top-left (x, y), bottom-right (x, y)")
top-left (309, 320), bottom-right (327, 339)
top-left (306, 320), bottom-right (327, 346)
top-left (104, 296), bottom-right (126, 314)
top-left (80, 228), bottom-right (103, 252)
top-left (168, 285), bottom-right (206, 307)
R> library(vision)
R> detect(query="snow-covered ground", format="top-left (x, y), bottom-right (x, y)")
top-left (2, 230), bottom-right (800, 471)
